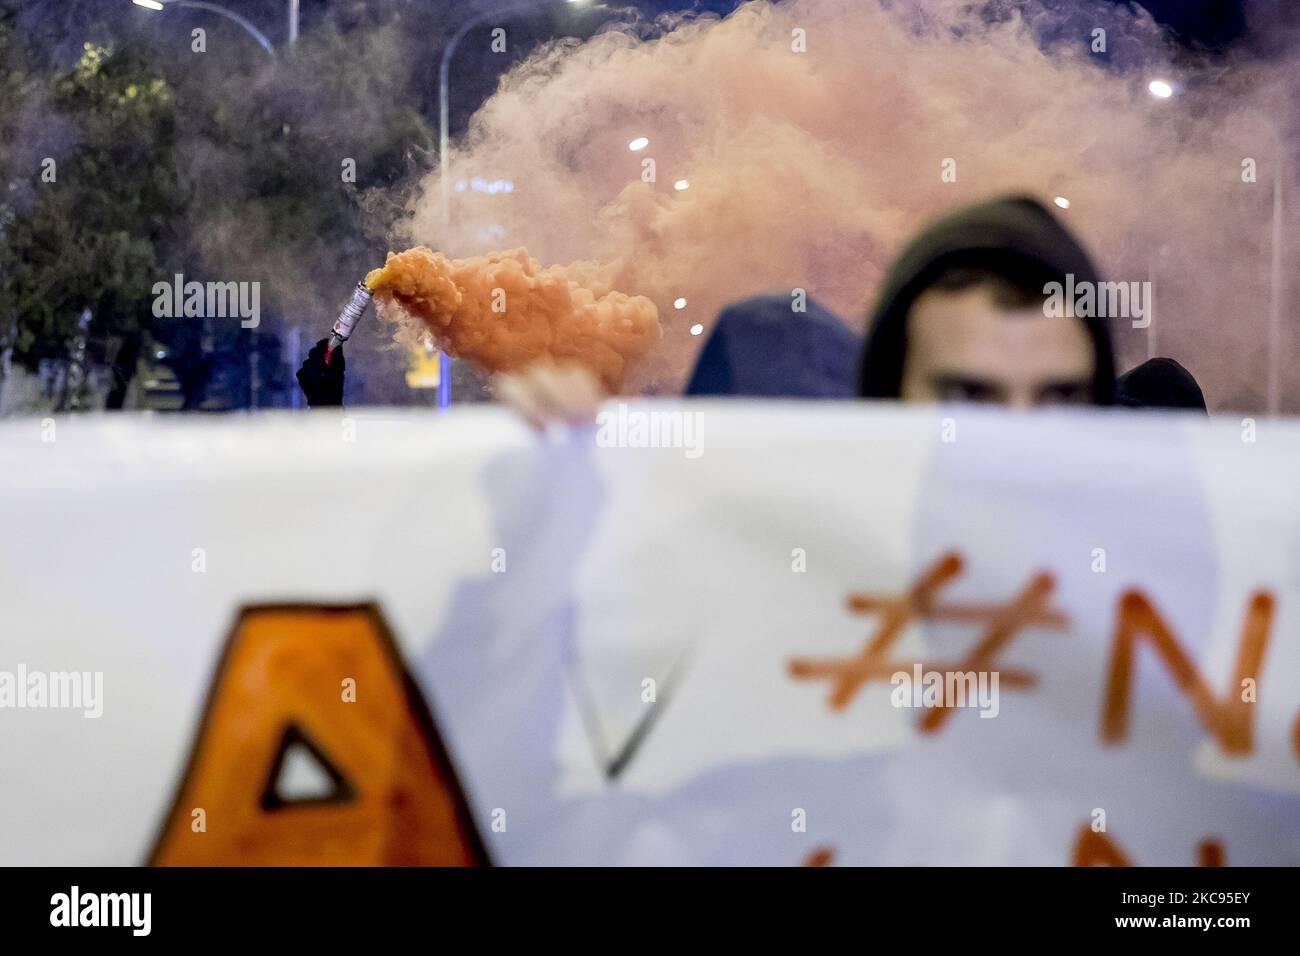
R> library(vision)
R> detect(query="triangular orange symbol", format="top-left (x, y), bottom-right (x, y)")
top-left (150, 604), bottom-right (488, 866)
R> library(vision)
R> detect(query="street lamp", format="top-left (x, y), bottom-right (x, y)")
top-left (437, 0), bottom-right (597, 407)
top-left (439, 0), bottom-right (600, 226)
top-left (131, 0), bottom-right (287, 408)
top-left (131, 0), bottom-right (280, 57)
top-left (1267, 154), bottom-right (1285, 415)
top-left (132, 0), bottom-right (301, 408)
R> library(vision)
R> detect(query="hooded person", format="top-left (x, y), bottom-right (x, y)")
top-left (685, 294), bottom-right (861, 398)
top-left (858, 196), bottom-right (1116, 409)
top-left (1115, 357), bottom-right (1208, 413)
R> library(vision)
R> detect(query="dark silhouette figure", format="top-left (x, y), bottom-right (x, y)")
top-left (1116, 358), bottom-right (1207, 413)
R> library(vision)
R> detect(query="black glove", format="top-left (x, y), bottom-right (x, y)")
top-left (297, 338), bottom-right (345, 407)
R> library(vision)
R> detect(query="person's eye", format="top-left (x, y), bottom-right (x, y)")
top-left (1037, 383), bottom-right (1092, 406)
top-left (937, 381), bottom-right (995, 403)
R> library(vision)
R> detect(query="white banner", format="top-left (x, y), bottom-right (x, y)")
top-left (1, 404), bottom-right (1298, 865)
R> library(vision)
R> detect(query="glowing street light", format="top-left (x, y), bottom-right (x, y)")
top-left (131, 0), bottom-right (276, 56)
top-left (689, 324), bottom-right (704, 336)
top-left (1053, 196), bottom-right (1070, 209)
top-left (438, 0), bottom-right (610, 407)
top-left (674, 179), bottom-right (689, 191)
top-left (628, 136), bottom-right (649, 151)
top-left (673, 297), bottom-right (687, 309)
top-left (1147, 79), bottom-right (1174, 99)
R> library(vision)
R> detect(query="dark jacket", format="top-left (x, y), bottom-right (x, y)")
top-left (1116, 357), bottom-right (1207, 412)
top-left (685, 294), bottom-right (861, 398)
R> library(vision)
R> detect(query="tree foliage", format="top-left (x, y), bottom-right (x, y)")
top-left (1, 31), bottom-right (185, 370)
top-left (0, 1), bottom-right (443, 407)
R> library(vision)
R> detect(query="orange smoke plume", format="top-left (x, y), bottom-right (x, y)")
top-left (392, 0), bottom-right (1300, 408)
top-left (365, 247), bottom-right (660, 393)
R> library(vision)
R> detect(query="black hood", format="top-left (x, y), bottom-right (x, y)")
top-left (1116, 357), bottom-right (1207, 412)
top-left (857, 196), bottom-right (1116, 404)
top-left (686, 293), bottom-right (860, 398)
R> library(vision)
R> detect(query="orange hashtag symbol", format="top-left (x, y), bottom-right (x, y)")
top-left (788, 551), bottom-right (1067, 732)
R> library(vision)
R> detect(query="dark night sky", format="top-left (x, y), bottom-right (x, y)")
top-left (195, 0), bottom-right (1261, 50)
top-left (8, 1), bottom-right (1269, 63)
top-left (1127, 0), bottom-right (1245, 45)
top-left (7, 0), bottom-right (1282, 138)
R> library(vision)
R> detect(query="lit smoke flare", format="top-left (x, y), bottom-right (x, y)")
top-left (365, 247), bottom-right (660, 393)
